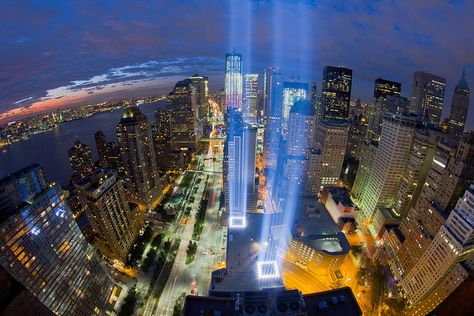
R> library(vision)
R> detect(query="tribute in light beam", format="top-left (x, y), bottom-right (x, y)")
top-left (256, 260), bottom-right (280, 280)
top-left (229, 215), bottom-right (246, 229)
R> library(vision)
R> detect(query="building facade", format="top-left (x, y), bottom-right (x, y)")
top-left (68, 139), bottom-right (94, 181)
top-left (243, 73), bottom-right (258, 124)
top-left (321, 66), bottom-right (352, 121)
top-left (401, 185), bottom-right (474, 315)
top-left (357, 113), bottom-right (418, 221)
top-left (75, 170), bottom-right (141, 261)
top-left (448, 69), bottom-right (470, 141)
top-left (410, 71), bottom-right (446, 124)
top-left (225, 52), bottom-right (243, 111)
top-left (116, 107), bottom-right (161, 206)
top-left (0, 165), bottom-right (114, 315)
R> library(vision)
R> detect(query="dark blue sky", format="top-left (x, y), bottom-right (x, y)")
top-left (1, 0), bottom-right (473, 126)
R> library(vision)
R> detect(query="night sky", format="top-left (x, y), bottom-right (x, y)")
top-left (1, 0), bottom-right (473, 127)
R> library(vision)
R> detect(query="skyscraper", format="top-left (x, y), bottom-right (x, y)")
top-left (358, 113), bottom-right (418, 221)
top-left (282, 81), bottom-right (309, 136)
top-left (189, 74), bottom-right (209, 118)
top-left (263, 67), bottom-right (283, 120)
top-left (243, 73), bottom-right (258, 124)
top-left (168, 79), bottom-right (199, 158)
top-left (400, 185), bottom-right (474, 315)
top-left (95, 130), bottom-right (122, 171)
top-left (95, 130), bottom-right (108, 167)
top-left (351, 139), bottom-right (378, 200)
top-left (117, 106), bottom-right (161, 206)
top-left (0, 164), bottom-right (114, 315)
top-left (75, 169), bottom-right (141, 261)
top-left (392, 127), bottom-right (443, 218)
top-left (394, 132), bottom-right (474, 278)
top-left (321, 66), bottom-right (353, 121)
top-left (68, 139), bottom-right (94, 181)
top-left (225, 52), bottom-right (243, 111)
top-left (152, 108), bottom-right (172, 169)
top-left (373, 77), bottom-right (401, 100)
top-left (410, 71), bottom-right (446, 124)
top-left (285, 101), bottom-right (316, 196)
top-left (225, 110), bottom-right (257, 224)
top-left (312, 120), bottom-right (348, 188)
top-left (448, 69), bottom-right (470, 140)
top-left (366, 78), bottom-right (402, 140)
top-left (287, 101), bottom-right (316, 157)
top-left (263, 67), bottom-right (284, 170)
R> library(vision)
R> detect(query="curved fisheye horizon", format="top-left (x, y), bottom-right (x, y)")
top-left (0, 1), bottom-right (473, 316)
top-left (0, 0), bottom-right (473, 128)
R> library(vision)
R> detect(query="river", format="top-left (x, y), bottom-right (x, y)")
top-left (0, 102), bottom-right (166, 185)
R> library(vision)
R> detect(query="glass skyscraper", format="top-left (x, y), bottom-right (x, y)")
top-left (282, 81), bottom-right (309, 137)
top-left (225, 52), bottom-right (243, 111)
top-left (321, 66), bottom-right (353, 121)
top-left (0, 164), bottom-right (114, 315)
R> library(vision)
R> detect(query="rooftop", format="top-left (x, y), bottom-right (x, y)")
top-left (292, 198), bottom-right (350, 256)
top-left (184, 286), bottom-right (361, 316)
top-left (326, 187), bottom-right (355, 208)
top-left (211, 213), bottom-right (284, 294)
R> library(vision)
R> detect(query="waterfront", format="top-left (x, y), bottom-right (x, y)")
top-left (0, 102), bottom-right (166, 184)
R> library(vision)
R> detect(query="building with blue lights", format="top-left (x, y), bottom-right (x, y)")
top-left (282, 81), bottom-right (309, 137)
top-left (225, 52), bottom-right (243, 112)
top-left (244, 73), bottom-right (258, 124)
top-left (263, 67), bottom-right (283, 170)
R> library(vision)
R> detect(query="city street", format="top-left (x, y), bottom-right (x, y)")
top-left (152, 154), bottom-right (225, 316)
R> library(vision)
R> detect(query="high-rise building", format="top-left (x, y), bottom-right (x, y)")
top-left (0, 164), bottom-right (114, 315)
top-left (448, 69), bottom-right (470, 140)
top-left (287, 101), bottom-right (315, 156)
top-left (263, 67), bottom-right (283, 121)
top-left (346, 113), bottom-right (368, 160)
top-left (394, 132), bottom-right (474, 278)
top-left (68, 139), bottom-right (94, 181)
top-left (95, 131), bottom-right (122, 171)
top-left (282, 81), bottom-right (309, 136)
top-left (357, 113), bottom-right (418, 221)
top-left (189, 74), bottom-right (209, 117)
top-left (400, 185), bottom-right (474, 315)
top-left (75, 169), bottom-right (141, 261)
top-left (321, 66), bottom-right (352, 121)
top-left (243, 73), bottom-right (258, 124)
top-left (152, 108), bottom-right (172, 169)
top-left (225, 52), bottom-right (243, 111)
top-left (95, 130), bottom-right (108, 167)
top-left (367, 78), bottom-right (402, 140)
top-left (224, 110), bottom-right (257, 221)
top-left (117, 106), bottom-right (161, 206)
top-left (351, 139), bottom-right (378, 201)
top-left (410, 71), bottom-right (446, 124)
top-left (263, 68), bottom-right (283, 170)
top-left (285, 101), bottom-right (316, 196)
top-left (168, 79), bottom-right (199, 158)
top-left (312, 120), bottom-right (348, 188)
top-left (373, 78), bottom-right (401, 100)
top-left (392, 127), bottom-right (443, 218)
top-left (310, 81), bottom-right (319, 117)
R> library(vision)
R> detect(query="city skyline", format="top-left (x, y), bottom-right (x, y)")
top-left (1, 2), bottom-right (474, 316)
top-left (1, 1), bottom-right (473, 127)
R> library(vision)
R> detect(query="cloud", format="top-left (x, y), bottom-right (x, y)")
top-left (0, 0), bottom-right (473, 127)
